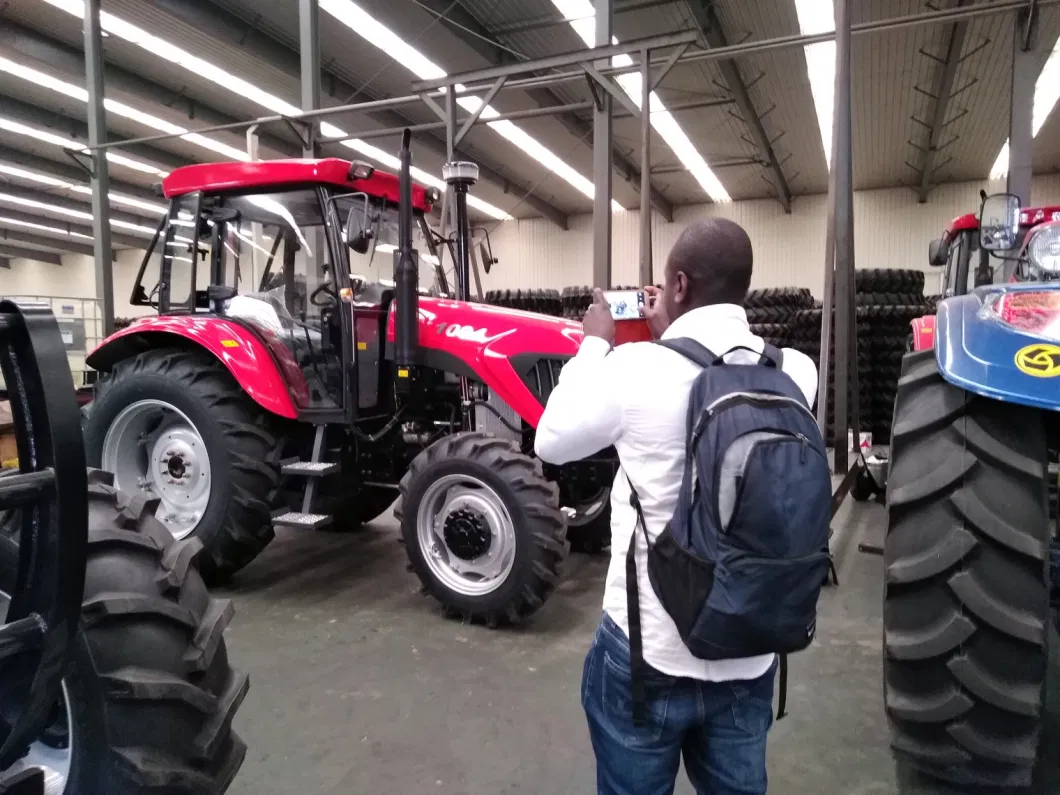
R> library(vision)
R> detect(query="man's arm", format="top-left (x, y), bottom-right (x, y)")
top-left (534, 336), bottom-right (623, 465)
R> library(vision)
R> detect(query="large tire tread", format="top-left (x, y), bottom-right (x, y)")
top-left (883, 350), bottom-right (1049, 789)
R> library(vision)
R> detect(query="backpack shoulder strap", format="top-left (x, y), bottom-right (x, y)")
top-left (715, 343), bottom-right (785, 369)
top-left (653, 337), bottom-right (716, 367)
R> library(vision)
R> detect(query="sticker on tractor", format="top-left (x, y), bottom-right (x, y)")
top-left (220, 339), bottom-right (240, 348)
top-left (1014, 343), bottom-right (1060, 377)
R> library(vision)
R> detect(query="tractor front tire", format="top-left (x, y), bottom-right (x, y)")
top-left (396, 432), bottom-right (568, 626)
top-left (84, 348), bottom-right (282, 582)
top-left (0, 470), bottom-right (248, 794)
top-left (884, 350), bottom-right (1050, 789)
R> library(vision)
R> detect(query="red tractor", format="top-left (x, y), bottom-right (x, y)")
top-left (912, 202), bottom-right (1060, 351)
top-left (81, 131), bottom-right (620, 624)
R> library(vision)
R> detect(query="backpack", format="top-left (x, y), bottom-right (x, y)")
top-left (625, 338), bottom-right (832, 723)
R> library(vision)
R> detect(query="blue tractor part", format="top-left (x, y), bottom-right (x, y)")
top-left (882, 194), bottom-right (1060, 789)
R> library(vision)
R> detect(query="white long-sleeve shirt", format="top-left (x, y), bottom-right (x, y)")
top-left (535, 303), bottom-right (818, 681)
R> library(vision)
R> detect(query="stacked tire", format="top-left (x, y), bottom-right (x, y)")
top-left (484, 289), bottom-right (562, 317)
top-left (745, 287), bottom-right (813, 348)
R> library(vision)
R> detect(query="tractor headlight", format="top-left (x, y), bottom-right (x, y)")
top-left (1024, 221), bottom-right (1060, 273)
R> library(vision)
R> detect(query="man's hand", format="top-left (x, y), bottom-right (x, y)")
top-left (582, 288), bottom-right (615, 345)
top-left (641, 285), bottom-right (670, 339)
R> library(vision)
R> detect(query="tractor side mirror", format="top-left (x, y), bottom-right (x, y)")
top-left (980, 193), bottom-right (1021, 251)
top-left (479, 241), bottom-right (496, 274)
top-left (928, 237), bottom-right (949, 266)
top-left (346, 205), bottom-right (374, 255)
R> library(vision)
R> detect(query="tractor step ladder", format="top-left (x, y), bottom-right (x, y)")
top-left (272, 425), bottom-right (335, 530)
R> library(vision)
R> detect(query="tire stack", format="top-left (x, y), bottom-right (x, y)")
top-left (484, 289), bottom-right (562, 317)
top-left (745, 288), bottom-right (813, 348)
top-left (854, 269), bottom-right (929, 445)
top-left (560, 286), bottom-right (592, 319)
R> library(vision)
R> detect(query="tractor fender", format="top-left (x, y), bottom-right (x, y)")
top-left (909, 315), bottom-right (935, 351)
top-left (935, 284), bottom-right (1060, 411)
top-left (87, 316), bottom-right (300, 419)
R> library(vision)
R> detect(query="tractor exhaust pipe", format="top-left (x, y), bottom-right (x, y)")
top-left (443, 161), bottom-right (479, 303)
top-left (394, 129), bottom-right (419, 385)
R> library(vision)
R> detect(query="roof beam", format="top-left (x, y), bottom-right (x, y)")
top-left (414, 0), bottom-right (675, 222)
top-left (0, 183), bottom-right (157, 231)
top-left (0, 209), bottom-right (145, 249)
top-left (491, 0), bottom-right (678, 35)
top-left (0, 245), bottom-right (61, 265)
top-left (145, 0), bottom-right (569, 228)
top-left (916, 3), bottom-right (970, 202)
top-left (685, 1), bottom-right (790, 212)
top-left (0, 21), bottom-right (300, 159)
top-left (0, 228), bottom-right (102, 259)
top-left (0, 94), bottom-right (193, 174)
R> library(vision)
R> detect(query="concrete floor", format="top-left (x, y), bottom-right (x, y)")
top-left (218, 499), bottom-right (1060, 795)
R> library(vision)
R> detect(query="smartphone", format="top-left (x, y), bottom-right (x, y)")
top-left (603, 290), bottom-right (646, 321)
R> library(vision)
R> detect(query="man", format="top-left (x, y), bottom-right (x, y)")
top-left (535, 218), bottom-right (817, 795)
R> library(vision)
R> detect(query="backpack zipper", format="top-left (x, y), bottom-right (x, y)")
top-left (694, 392), bottom-right (817, 442)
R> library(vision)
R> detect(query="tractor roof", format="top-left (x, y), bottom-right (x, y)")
top-left (946, 205), bottom-right (1060, 237)
top-left (160, 158), bottom-right (435, 212)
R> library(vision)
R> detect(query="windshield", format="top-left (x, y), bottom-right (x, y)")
top-left (337, 195), bottom-right (448, 297)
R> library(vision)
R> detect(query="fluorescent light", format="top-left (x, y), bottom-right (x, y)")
top-left (548, 0), bottom-right (729, 203)
top-left (0, 56), bottom-right (249, 162)
top-left (793, 0), bottom-right (835, 169)
top-left (0, 161), bottom-right (168, 214)
top-left (319, 0), bottom-right (621, 211)
top-left (0, 115), bottom-right (168, 177)
top-left (0, 214), bottom-right (92, 239)
top-left (988, 38), bottom-right (1060, 178)
top-left (0, 190), bottom-right (156, 236)
top-left (38, 0), bottom-right (513, 221)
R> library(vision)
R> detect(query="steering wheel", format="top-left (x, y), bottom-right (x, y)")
top-left (310, 282), bottom-right (338, 306)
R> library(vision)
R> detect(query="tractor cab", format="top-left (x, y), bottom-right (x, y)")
top-left (129, 158), bottom-right (446, 416)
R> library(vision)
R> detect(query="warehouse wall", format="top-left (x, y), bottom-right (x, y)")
top-left (481, 174), bottom-right (1060, 297)
top-left (3, 174), bottom-right (1060, 305)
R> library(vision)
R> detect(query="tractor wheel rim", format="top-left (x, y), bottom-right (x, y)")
top-left (0, 590), bottom-right (73, 794)
top-left (101, 399), bottom-right (211, 540)
top-left (566, 487), bottom-right (609, 527)
top-left (416, 474), bottom-right (517, 597)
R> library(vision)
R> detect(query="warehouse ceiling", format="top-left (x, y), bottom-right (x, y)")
top-left (0, 0), bottom-right (1058, 260)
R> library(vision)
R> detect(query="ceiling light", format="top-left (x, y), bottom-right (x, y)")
top-left (548, 0), bottom-right (729, 203)
top-left (0, 190), bottom-right (156, 235)
top-left (0, 56), bottom-right (249, 162)
top-left (0, 161), bottom-right (168, 214)
top-left (0, 214), bottom-right (92, 239)
top-left (320, 0), bottom-right (620, 211)
top-left (38, 0), bottom-right (513, 220)
top-left (988, 38), bottom-right (1060, 178)
top-left (793, 0), bottom-right (836, 169)
top-left (0, 115), bottom-right (168, 177)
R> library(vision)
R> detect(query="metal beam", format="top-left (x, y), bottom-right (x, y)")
top-left (491, 0), bottom-right (678, 35)
top-left (0, 245), bottom-right (61, 266)
top-left (685, 0), bottom-right (791, 212)
top-left (0, 93), bottom-right (192, 174)
top-left (85, 0), bottom-right (114, 335)
top-left (0, 227), bottom-right (104, 259)
top-left (916, 3), bottom-right (969, 201)
top-left (146, 0), bottom-right (569, 228)
top-left (0, 184), bottom-right (156, 231)
top-left (0, 210), bottom-right (145, 249)
top-left (639, 50), bottom-right (652, 285)
top-left (299, 0), bottom-right (320, 158)
top-left (413, 0), bottom-right (674, 221)
top-left (594, 0), bottom-right (614, 289)
top-left (0, 20), bottom-right (299, 158)
top-left (1008, 6), bottom-right (1037, 205)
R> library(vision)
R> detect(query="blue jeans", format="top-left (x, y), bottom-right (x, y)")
top-left (581, 614), bottom-right (775, 795)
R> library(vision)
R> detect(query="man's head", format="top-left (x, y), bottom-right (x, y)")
top-left (660, 218), bottom-right (753, 322)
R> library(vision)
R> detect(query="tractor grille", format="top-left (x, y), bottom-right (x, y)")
top-left (520, 357), bottom-right (567, 404)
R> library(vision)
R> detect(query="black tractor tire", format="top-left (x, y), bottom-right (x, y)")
top-left (565, 493), bottom-right (612, 555)
top-left (884, 350), bottom-right (1050, 789)
top-left (0, 469), bottom-right (248, 794)
top-left (396, 432), bottom-right (568, 626)
top-left (84, 348), bottom-right (283, 582)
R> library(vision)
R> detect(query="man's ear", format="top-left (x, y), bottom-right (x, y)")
top-left (673, 271), bottom-right (689, 305)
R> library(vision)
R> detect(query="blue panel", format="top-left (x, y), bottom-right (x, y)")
top-left (935, 284), bottom-right (1060, 411)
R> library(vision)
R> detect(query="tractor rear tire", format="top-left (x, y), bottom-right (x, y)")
top-left (565, 492), bottom-right (612, 554)
top-left (84, 348), bottom-right (282, 582)
top-left (396, 432), bottom-right (568, 626)
top-left (884, 350), bottom-right (1050, 789)
top-left (0, 469), bottom-right (248, 794)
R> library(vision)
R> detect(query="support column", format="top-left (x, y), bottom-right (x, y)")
top-left (639, 50), bottom-right (652, 286)
top-left (1007, 7), bottom-right (1037, 205)
top-left (593, 0), bottom-right (613, 289)
top-left (299, 0), bottom-right (320, 158)
top-left (84, 0), bottom-right (113, 338)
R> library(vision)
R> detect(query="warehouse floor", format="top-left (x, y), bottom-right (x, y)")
top-left (219, 500), bottom-right (1060, 795)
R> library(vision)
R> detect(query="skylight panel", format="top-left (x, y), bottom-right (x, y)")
top-left (0, 115), bottom-right (168, 176)
top-left (0, 161), bottom-right (168, 214)
top-left (989, 37), bottom-right (1060, 178)
top-left (792, 0), bottom-right (835, 169)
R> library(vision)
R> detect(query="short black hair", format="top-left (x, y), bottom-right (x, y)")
top-left (666, 218), bottom-right (753, 306)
